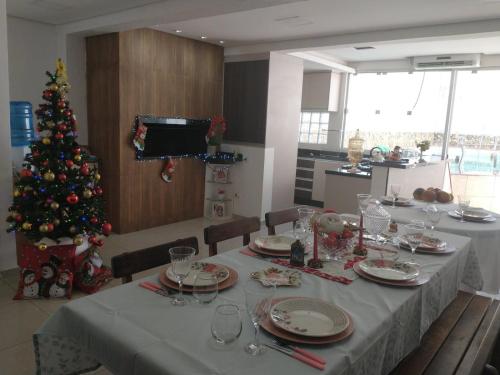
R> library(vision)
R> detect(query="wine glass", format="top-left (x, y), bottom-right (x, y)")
top-left (390, 184), bottom-right (401, 208)
top-left (211, 304), bottom-right (242, 345)
top-left (297, 207), bottom-right (314, 249)
top-left (293, 220), bottom-right (307, 240)
top-left (168, 246), bottom-right (196, 306)
top-left (425, 205), bottom-right (441, 232)
top-left (364, 212), bottom-right (391, 246)
top-left (193, 272), bottom-right (218, 304)
top-left (403, 223), bottom-right (424, 266)
top-left (244, 280), bottom-right (275, 356)
top-left (458, 196), bottom-right (470, 223)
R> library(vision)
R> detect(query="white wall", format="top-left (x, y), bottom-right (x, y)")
top-left (0, 1), bottom-right (15, 271)
top-left (266, 52), bottom-right (303, 211)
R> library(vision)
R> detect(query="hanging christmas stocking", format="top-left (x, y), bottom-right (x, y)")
top-left (161, 157), bottom-right (176, 183)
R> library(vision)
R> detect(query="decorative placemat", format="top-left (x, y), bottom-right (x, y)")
top-left (240, 247), bottom-right (364, 285)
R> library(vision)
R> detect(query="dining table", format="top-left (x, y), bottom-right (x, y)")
top-left (34, 230), bottom-right (482, 375)
top-left (384, 200), bottom-right (500, 294)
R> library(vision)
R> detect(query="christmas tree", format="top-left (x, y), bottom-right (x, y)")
top-left (6, 59), bottom-right (111, 250)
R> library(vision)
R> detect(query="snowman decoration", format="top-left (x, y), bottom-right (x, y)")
top-left (22, 269), bottom-right (39, 298)
top-left (49, 270), bottom-right (71, 298)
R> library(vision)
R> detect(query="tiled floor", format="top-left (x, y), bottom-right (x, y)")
top-left (0, 216), bottom-right (283, 375)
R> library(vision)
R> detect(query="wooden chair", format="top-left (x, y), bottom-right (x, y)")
top-left (204, 216), bottom-right (260, 256)
top-left (111, 236), bottom-right (199, 284)
top-left (391, 291), bottom-right (500, 375)
top-left (265, 207), bottom-right (299, 235)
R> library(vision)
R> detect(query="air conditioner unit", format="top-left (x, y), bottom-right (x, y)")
top-left (412, 54), bottom-right (481, 70)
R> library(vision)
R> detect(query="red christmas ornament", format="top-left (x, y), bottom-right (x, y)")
top-left (14, 214), bottom-right (23, 222)
top-left (58, 123), bottom-right (67, 131)
top-left (102, 222), bottom-right (112, 236)
top-left (41, 160), bottom-right (49, 167)
top-left (63, 109), bottom-right (72, 117)
top-left (42, 90), bottom-right (52, 100)
top-left (73, 147), bottom-right (81, 154)
top-left (80, 163), bottom-right (89, 176)
top-left (66, 193), bottom-right (79, 205)
top-left (55, 132), bottom-right (64, 140)
top-left (65, 160), bottom-right (74, 168)
top-left (46, 223), bottom-right (54, 232)
top-left (90, 216), bottom-right (98, 224)
top-left (57, 100), bottom-right (65, 108)
top-left (95, 187), bottom-right (103, 196)
top-left (32, 151), bottom-right (40, 158)
top-left (20, 169), bottom-right (32, 178)
top-left (88, 235), bottom-right (97, 244)
top-left (58, 173), bottom-right (67, 182)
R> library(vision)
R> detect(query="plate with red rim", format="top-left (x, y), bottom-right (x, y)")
top-left (260, 297), bottom-right (354, 345)
top-left (353, 262), bottom-right (430, 287)
top-left (165, 262), bottom-right (230, 286)
top-left (358, 259), bottom-right (419, 281)
top-left (380, 196), bottom-right (414, 207)
top-left (254, 235), bottom-right (295, 252)
top-left (159, 263), bottom-right (238, 292)
top-left (448, 210), bottom-right (496, 223)
top-left (398, 235), bottom-right (447, 250)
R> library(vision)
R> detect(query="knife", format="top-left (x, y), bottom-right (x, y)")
top-left (264, 343), bottom-right (325, 370)
top-left (273, 340), bottom-right (326, 365)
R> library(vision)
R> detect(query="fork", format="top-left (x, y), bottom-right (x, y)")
top-left (273, 339), bottom-right (326, 365)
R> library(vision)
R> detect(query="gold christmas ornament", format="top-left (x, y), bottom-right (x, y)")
top-left (24, 186), bottom-right (33, 191)
top-left (13, 189), bottom-right (21, 197)
top-left (94, 173), bottom-right (101, 181)
top-left (73, 236), bottom-right (84, 246)
top-left (50, 201), bottom-right (60, 210)
top-left (22, 222), bottom-right (32, 230)
top-left (42, 137), bottom-right (51, 145)
top-left (49, 83), bottom-right (58, 91)
top-left (74, 154), bottom-right (82, 162)
top-left (10, 211), bottom-right (18, 218)
top-left (69, 225), bottom-right (77, 234)
top-left (43, 171), bottom-right (55, 181)
top-left (46, 121), bottom-right (55, 129)
top-left (38, 243), bottom-right (48, 251)
top-left (83, 189), bottom-right (92, 199)
top-left (39, 224), bottom-right (49, 233)
top-left (53, 218), bottom-right (60, 226)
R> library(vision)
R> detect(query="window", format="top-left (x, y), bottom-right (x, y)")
top-left (343, 71), bottom-right (451, 158)
top-left (299, 111), bottom-right (329, 144)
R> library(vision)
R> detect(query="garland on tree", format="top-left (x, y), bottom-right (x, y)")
top-left (6, 59), bottom-right (111, 250)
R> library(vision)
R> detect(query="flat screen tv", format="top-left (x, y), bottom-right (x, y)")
top-left (134, 115), bottom-right (210, 160)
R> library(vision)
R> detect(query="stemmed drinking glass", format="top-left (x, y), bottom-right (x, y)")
top-left (168, 246), bottom-right (196, 306)
top-left (244, 280), bottom-right (275, 356)
top-left (425, 205), bottom-right (441, 232)
top-left (403, 223), bottom-right (425, 266)
top-left (390, 184), bottom-right (401, 208)
top-left (356, 193), bottom-right (372, 216)
top-left (458, 196), bottom-right (470, 223)
top-left (297, 207), bottom-right (314, 248)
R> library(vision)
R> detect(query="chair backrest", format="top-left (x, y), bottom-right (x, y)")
top-left (204, 216), bottom-right (260, 256)
top-left (265, 207), bottom-right (299, 235)
top-left (111, 236), bottom-right (199, 284)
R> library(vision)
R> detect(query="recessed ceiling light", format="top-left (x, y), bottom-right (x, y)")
top-left (201, 35), bottom-right (207, 39)
top-left (174, 29), bottom-right (182, 33)
top-left (354, 46), bottom-right (375, 50)
top-left (219, 40), bottom-right (224, 44)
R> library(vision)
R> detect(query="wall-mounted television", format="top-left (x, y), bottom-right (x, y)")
top-left (134, 115), bottom-right (210, 160)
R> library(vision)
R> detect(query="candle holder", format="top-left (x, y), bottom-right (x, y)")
top-left (307, 224), bottom-right (323, 269)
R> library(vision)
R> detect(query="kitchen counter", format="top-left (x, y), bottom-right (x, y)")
top-left (325, 169), bottom-right (371, 179)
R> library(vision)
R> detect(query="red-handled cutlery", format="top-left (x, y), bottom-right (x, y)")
top-left (264, 343), bottom-right (325, 370)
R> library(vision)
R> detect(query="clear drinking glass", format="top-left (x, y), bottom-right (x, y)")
top-left (244, 280), bottom-right (275, 356)
top-left (357, 193), bottom-right (372, 215)
top-left (458, 196), bottom-right (470, 223)
top-left (293, 220), bottom-right (307, 240)
top-left (425, 205), bottom-right (441, 231)
top-left (193, 272), bottom-right (218, 304)
top-left (390, 184), bottom-right (401, 208)
top-left (168, 246), bottom-right (196, 306)
top-left (211, 304), bottom-right (242, 345)
top-left (297, 207), bottom-right (314, 250)
top-left (403, 223), bottom-right (425, 266)
top-left (364, 212), bottom-right (391, 246)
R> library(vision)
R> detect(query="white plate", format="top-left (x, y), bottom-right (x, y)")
top-left (380, 196), bottom-right (413, 206)
top-left (358, 259), bottom-right (419, 281)
top-left (254, 235), bottom-right (295, 252)
top-left (398, 235), bottom-right (446, 250)
top-left (456, 207), bottom-right (492, 219)
top-left (448, 210), bottom-right (497, 223)
top-left (270, 298), bottom-right (349, 338)
top-left (166, 262), bottom-right (230, 286)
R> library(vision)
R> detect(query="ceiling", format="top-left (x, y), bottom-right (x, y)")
top-left (7, 0), bottom-right (166, 24)
top-left (317, 35), bottom-right (500, 62)
top-left (154, 0), bottom-right (500, 47)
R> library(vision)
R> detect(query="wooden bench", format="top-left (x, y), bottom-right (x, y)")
top-left (391, 291), bottom-right (500, 375)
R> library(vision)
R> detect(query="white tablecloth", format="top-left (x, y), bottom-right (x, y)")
top-left (34, 231), bottom-right (482, 375)
top-left (385, 201), bottom-right (500, 294)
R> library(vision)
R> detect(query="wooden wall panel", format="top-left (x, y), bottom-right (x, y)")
top-left (86, 33), bottom-right (121, 230)
top-left (87, 29), bottom-right (223, 233)
top-left (119, 29), bottom-right (223, 233)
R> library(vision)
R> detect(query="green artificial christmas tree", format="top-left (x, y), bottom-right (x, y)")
top-left (6, 59), bottom-right (111, 250)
